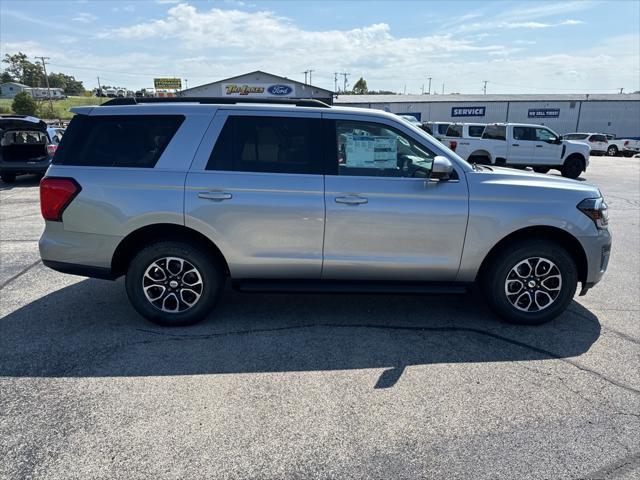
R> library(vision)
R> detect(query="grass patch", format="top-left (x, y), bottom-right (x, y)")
top-left (0, 96), bottom-right (106, 120)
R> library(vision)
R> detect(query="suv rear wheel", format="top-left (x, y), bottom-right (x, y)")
top-left (125, 241), bottom-right (223, 326)
top-left (483, 240), bottom-right (578, 325)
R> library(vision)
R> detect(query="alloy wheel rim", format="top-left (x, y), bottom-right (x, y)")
top-left (142, 257), bottom-right (204, 313)
top-left (504, 257), bottom-right (562, 312)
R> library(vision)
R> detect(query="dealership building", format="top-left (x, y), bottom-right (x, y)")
top-left (179, 70), bottom-right (334, 105)
top-left (334, 93), bottom-right (640, 138)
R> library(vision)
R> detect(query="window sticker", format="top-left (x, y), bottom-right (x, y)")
top-left (343, 134), bottom-right (397, 168)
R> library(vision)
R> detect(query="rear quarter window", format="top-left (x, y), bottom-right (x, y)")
top-left (53, 114), bottom-right (184, 167)
top-left (445, 125), bottom-right (462, 137)
top-left (468, 125), bottom-right (484, 137)
top-left (482, 125), bottom-right (506, 141)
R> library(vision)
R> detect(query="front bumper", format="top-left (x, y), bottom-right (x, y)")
top-left (578, 228), bottom-right (612, 294)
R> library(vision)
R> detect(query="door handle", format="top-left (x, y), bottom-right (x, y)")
top-left (198, 191), bottom-right (232, 201)
top-left (535, 145), bottom-right (544, 148)
top-left (512, 143), bottom-right (520, 146)
top-left (335, 195), bottom-right (368, 205)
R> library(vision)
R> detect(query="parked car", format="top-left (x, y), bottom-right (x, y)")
top-left (441, 123), bottom-right (486, 152)
top-left (397, 114), bottom-right (422, 128)
top-left (447, 123), bottom-right (590, 178)
top-left (422, 121), bottom-right (452, 140)
top-left (39, 97), bottom-right (611, 327)
top-left (0, 115), bottom-right (55, 183)
top-left (603, 134), bottom-right (640, 157)
top-left (563, 133), bottom-right (608, 156)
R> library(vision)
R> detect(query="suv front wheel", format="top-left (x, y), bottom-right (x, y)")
top-left (483, 240), bottom-right (578, 325)
top-left (125, 241), bottom-right (223, 326)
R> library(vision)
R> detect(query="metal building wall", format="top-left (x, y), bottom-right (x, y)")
top-left (506, 101), bottom-right (580, 134)
top-left (577, 101), bottom-right (640, 137)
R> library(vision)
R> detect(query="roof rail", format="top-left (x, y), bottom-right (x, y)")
top-left (101, 97), bottom-right (331, 108)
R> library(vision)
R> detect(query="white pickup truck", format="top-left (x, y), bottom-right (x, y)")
top-left (604, 134), bottom-right (640, 157)
top-left (446, 123), bottom-right (590, 179)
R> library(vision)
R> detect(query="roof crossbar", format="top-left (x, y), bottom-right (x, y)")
top-left (101, 97), bottom-right (330, 108)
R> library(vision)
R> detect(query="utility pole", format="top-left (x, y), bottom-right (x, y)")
top-left (442, 83), bottom-right (444, 94)
top-left (619, 87), bottom-right (624, 94)
top-left (427, 77), bottom-right (432, 95)
top-left (185, 78), bottom-right (188, 89)
top-left (334, 72), bottom-right (339, 93)
top-left (308, 69), bottom-right (314, 85)
top-left (97, 76), bottom-right (103, 104)
top-left (35, 56), bottom-right (53, 117)
top-left (340, 72), bottom-right (350, 92)
top-left (483, 80), bottom-right (488, 95)
top-left (421, 84), bottom-right (425, 95)
top-left (302, 70), bottom-right (309, 84)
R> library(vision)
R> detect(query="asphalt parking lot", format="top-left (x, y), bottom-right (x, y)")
top-left (1, 157), bottom-right (638, 480)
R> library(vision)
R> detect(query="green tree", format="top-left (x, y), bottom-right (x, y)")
top-left (1, 71), bottom-right (13, 83)
top-left (12, 91), bottom-right (38, 115)
top-left (48, 72), bottom-right (85, 95)
top-left (352, 77), bottom-right (368, 94)
top-left (2, 52), bottom-right (44, 86)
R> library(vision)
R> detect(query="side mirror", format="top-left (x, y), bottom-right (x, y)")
top-left (555, 136), bottom-right (563, 144)
top-left (430, 156), bottom-right (454, 181)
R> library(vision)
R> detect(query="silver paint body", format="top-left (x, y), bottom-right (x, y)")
top-left (39, 103), bottom-right (611, 287)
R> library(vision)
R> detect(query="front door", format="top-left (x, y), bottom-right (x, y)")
top-left (185, 112), bottom-right (325, 279)
top-left (322, 117), bottom-right (469, 281)
top-left (534, 127), bottom-right (563, 165)
top-left (509, 126), bottom-right (537, 166)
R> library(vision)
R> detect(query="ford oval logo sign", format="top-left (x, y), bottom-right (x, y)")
top-left (268, 84), bottom-right (293, 96)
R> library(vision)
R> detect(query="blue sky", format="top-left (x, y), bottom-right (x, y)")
top-left (1, 0), bottom-right (639, 94)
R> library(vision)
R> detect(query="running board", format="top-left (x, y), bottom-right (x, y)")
top-left (234, 279), bottom-right (470, 295)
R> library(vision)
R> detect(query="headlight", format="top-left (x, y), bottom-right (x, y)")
top-left (577, 197), bottom-right (609, 229)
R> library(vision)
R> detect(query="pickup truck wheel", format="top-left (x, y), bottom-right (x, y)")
top-left (606, 145), bottom-right (618, 157)
top-left (561, 156), bottom-right (583, 179)
top-left (125, 241), bottom-right (224, 326)
top-left (1, 173), bottom-right (16, 183)
top-left (533, 167), bottom-right (550, 174)
top-left (483, 240), bottom-right (577, 325)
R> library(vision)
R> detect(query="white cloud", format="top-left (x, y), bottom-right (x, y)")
top-left (72, 12), bottom-right (98, 23)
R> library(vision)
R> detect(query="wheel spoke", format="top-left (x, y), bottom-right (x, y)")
top-left (142, 256), bottom-right (204, 314)
top-left (180, 288), bottom-right (201, 307)
top-left (505, 256), bottom-right (563, 312)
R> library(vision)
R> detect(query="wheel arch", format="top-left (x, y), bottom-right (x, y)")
top-left (111, 223), bottom-right (230, 278)
top-left (476, 226), bottom-right (588, 284)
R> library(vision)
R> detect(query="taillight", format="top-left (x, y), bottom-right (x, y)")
top-left (588, 137), bottom-right (596, 142)
top-left (40, 177), bottom-right (81, 221)
top-left (449, 140), bottom-right (457, 151)
top-left (624, 140), bottom-right (629, 146)
top-left (47, 144), bottom-right (58, 156)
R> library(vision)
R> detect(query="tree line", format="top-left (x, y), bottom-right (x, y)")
top-left (2, 52), bottom-right (85, 95)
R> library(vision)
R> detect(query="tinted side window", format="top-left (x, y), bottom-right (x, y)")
top-left (482, 125), bottom-right (506, 141)
top-left (592, 135), bottom-right (607, 142)
top-left (207, 116), bottom-right (321, 174)
top-left (468, 125), bottom-right (484, 137)
top-left (446, 125), bottom-right (462, 137)
top-left (565, 134), bottom-right (588, 140)
top-left (513, 126), bottom-right (536, 141)
top-left (53, 115), bottom-right (184, 167)
top-left (437, 124), bottom-right (450, 135)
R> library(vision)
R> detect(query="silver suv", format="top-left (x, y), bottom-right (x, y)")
top-left (39, 97), bottom-right (611, 326)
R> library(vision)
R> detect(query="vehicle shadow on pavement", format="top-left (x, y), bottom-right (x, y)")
top-left (0, 175), bottom-right (41, 190)
top-left (0, 278), bottom-right (601, 387)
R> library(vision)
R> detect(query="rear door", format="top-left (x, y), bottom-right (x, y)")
top-left (589, 134), bottom-right (608, 153)
top-left (185, 111), bottom-right (325, 279)
top-left (321, 115), bottom-right (468, 281)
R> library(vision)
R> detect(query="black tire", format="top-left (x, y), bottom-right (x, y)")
top-left (469, 155), bottom-right (491, 165)
top-left (1, 173), bottom-right (16, 183)
top-left (606, 145), bottom-right (618, 157)
top-left (125, 241), bottom-right (224, 326)
top-left (561, 155), bottom-right (584, 179)
top-left (482, 240), bottom-right (578, 325)
top-left (533, 167), bottom-right (550, 174)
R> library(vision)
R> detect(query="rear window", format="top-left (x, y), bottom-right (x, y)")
top-left (207, 116), bottom-right (322, 175)
top-left (53, 114), bottom-right (184, 167)
top-left (591, 134), bottom-right (607, 142)
top-left (1, 130), bottom-right (47, 146)
top-left (445, 125), bottom-right (462, 137)
top-left (468, 125), bottom-right (484, 137)
top-left (482, 125), bottom-right (506, 141)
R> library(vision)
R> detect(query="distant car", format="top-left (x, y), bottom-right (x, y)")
top-left (397, 115), bottom-right (423, 128)
top-left (422, 121), bottom-right (452, 140)
top-left (603, 134), bottom-right (640, 157)
top-left (563, 133), bottom-right (608, 155)
top-left (0, 115), bottom-right (54, 183)
top-left (46, 126), bottom-right (65, 156)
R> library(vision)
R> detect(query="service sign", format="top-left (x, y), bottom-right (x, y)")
top-left (154, 78), bottom-right (182, 89)
top-left (223, 83), bottom-right (295, 97)
top-left (528, 108), bottom-right (560, 118)
top-left (451, 106), bottom-right (486, 117)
